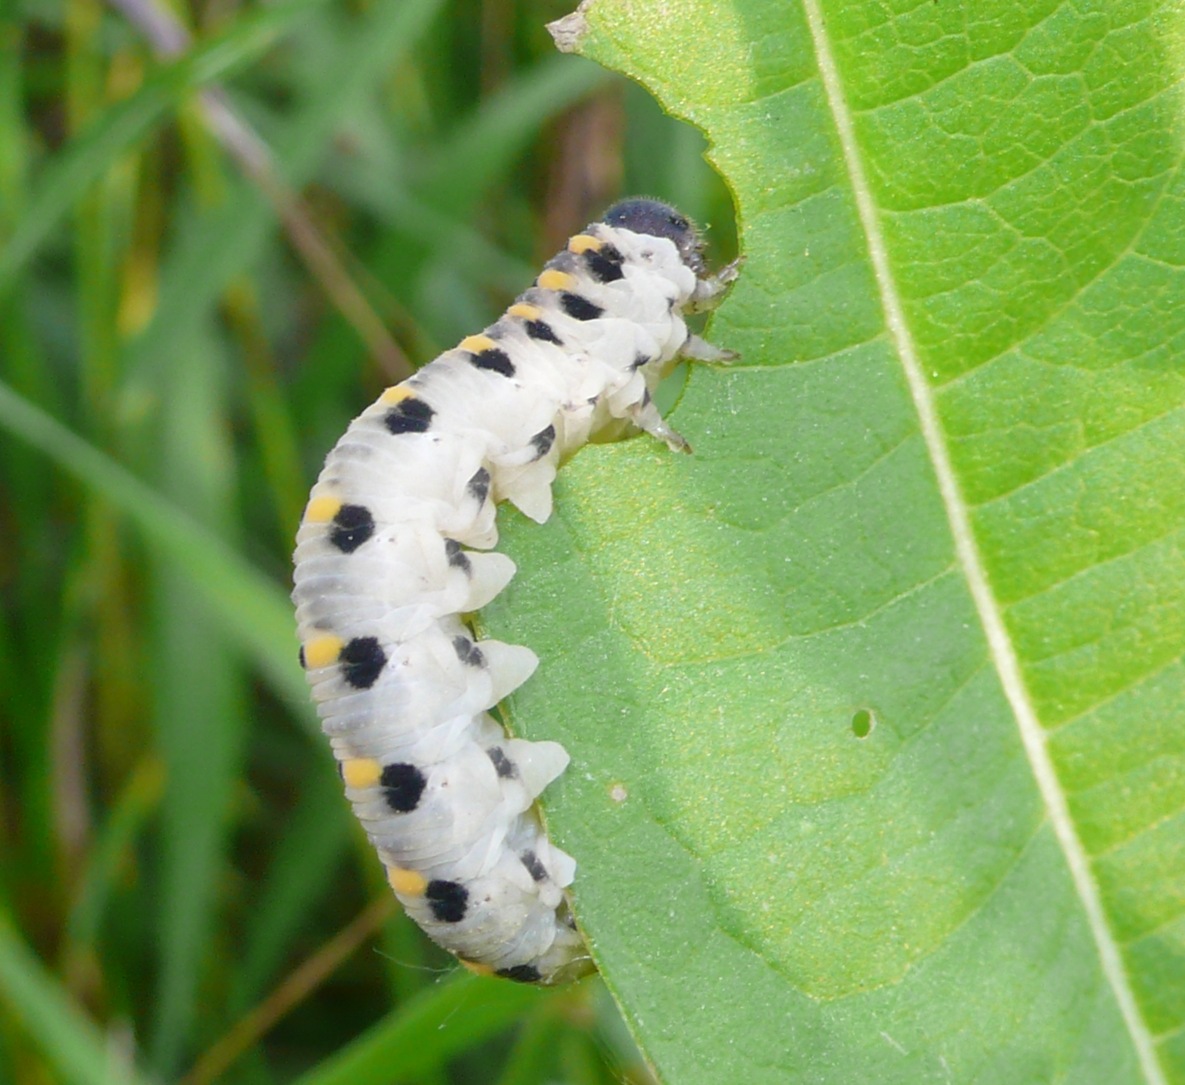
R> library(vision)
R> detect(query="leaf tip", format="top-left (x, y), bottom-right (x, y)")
top-left (547, 3), bottom-right (592, 54)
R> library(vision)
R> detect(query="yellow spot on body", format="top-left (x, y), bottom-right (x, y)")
top-left (341, 758), bottom-right (382, 788)
top-left (380, 385), bottom-right (415, 405)
top-left (304, 635), bottom-right (344, 669)
top-left (459, 334), bottom-right (497, 354)
top-left (537, 269), bottom-right (576, 291)
top-left (460, 959), bottom-right (494, 977)
top-left (304, 495), bottom-right (343, 523)
top-left (508, 302), bottom-right (542, 320)
top-left (388, 866), bottom-right (427, 896)
top-left (568, 233), bottom-right (603, 254)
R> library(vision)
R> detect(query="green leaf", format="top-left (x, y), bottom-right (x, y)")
top-left (0, 378), bottom-right (308, 717)
top-left (117, 0), bottom-right (447, 409)
top-left (0, 0), bottom-right (332, 299)
top-left (146, 330), bottom-right (250, 1076)
top-left (486, 1), bottom-right (1185, 1082)
top-left (0, 914), bottom-right (152, 1085)
top-left (293, 974), bottom-right (548, 1085)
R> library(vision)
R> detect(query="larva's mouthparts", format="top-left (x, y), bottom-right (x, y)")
top-left (292, 198), bottom-right (737, 984)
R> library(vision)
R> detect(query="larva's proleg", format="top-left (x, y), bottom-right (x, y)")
top-left (293, 198), bottom-right (735, 984)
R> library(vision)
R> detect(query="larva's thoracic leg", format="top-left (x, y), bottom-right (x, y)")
top-left (293, 196), bottom-right (739, 986)
top-left (687, 256), bottom-right (743, 312)
top-left (681, 334), bottom-right (739, 364)
top-left (628, 395), bottom-right (692, 454)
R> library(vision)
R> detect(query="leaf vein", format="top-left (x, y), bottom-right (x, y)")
top-left (1051, 654), bottom-right (1185, 736)
top-left (801, 3), bottom-right (1166, 1079)
top-left (967, 400), bottom-right (1185, 516)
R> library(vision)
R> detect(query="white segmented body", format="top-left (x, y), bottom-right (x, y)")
top-left (292, 200), bottom-right (734, 984)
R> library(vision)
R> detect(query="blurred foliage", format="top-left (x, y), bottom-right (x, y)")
top-left (0, 0), bottom-right (734, 1081)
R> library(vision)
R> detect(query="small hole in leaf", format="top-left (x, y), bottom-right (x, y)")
top-left (851, 708), bottom-right (875, 738)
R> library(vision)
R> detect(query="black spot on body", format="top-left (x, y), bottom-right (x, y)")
top-left (426, 880), bottom-right (468, 923)
top-left (525, 320), bottom-right (561, 344)
top-left (487, 746), bottom-right (516, 778)
top-left (560, 293), bottom-right (603, 321)
top-left (468, 467), bottom-right (491, 504)
top-left (329, 504), bottom-right (375, 553)
top-left (444, 538), bottom-right (471, 573)
top-left (469, 347), bottom-right (515, 378)
top-left (529, 424), bottom-right (556, 459)
top-left (384, 398), bottom-right (435, 435)
top-left (453, 635), bottom-right (485, 667)
top-left (520, 850), bottom-right (548, 883)
top-left (584, 243), bottom-right (624, 283)
top-left (380, 763), bottom-right (427, 813)
top-left (340, 637), bottom-right (386, 689)
top-left (497, 963), bottom-right (542, 983)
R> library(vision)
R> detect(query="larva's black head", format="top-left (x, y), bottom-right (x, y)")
top-left (600, 198), bottom-right (705, 275)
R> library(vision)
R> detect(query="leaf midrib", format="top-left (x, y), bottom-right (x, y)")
top-left (798, 0), bottom-right (1165, 1079)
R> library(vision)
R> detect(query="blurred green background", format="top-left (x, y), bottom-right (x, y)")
top-left (0, 0), bottom-right (736, 1081)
